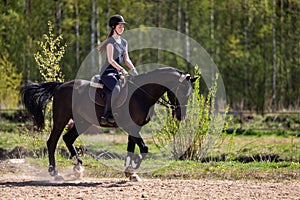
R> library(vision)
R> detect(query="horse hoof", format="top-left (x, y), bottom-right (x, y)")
top-left (48, 166), bottom-right (58, 177)
top-left (124, 166), bottom-right (134, 177)
top-left (73, 164), bottom-right (84, 179)
top-left (125, 171), bottom-right (133, 178)
top-left (73, 164), bottom-right (84, 172)
top-left (129, 173), bottom-right (141, 182)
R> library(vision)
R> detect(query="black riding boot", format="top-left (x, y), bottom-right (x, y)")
top-left (100, 92), bottom-right (115, 126)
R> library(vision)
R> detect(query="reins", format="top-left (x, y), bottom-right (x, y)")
top-left (127, 78), bottom-right (172, 109)
top-left (125, 73), bottom-right (190, 111)
top-left (156, 95), bottom-right (176, 110)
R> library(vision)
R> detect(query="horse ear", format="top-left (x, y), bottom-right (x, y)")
top-left (185, 74), bottom-right (191, 81)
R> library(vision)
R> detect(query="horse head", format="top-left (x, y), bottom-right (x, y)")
top-left (167, 72), bottom-right (196, 121)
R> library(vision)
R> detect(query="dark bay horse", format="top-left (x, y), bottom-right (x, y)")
top-left (21, 67), bottom-right (194, 178)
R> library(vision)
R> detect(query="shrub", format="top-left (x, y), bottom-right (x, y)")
top-left (34, 21), bottom-right (66, 82)
top-left (153, 69), bottom-right (229, 160)
top-left (0, 52), bottom-right (22, 109)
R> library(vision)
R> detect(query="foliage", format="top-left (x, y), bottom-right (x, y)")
top-left (228, 113), bottom-right (300, 137)
top-left (34, 21), bottom-right (66, 82)
top-left (0, 53), bottom-right (22, 108)
top-left (1, 0), bottom-right (300, 111)
top-left (153, 68), bottom-right (229, 160)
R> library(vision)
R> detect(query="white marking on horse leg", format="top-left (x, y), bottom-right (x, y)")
top-left (129, 173), bottom-right (142, 182)
top-left (71, 156), bottom-right (84, 179)
top-left (73, 156), bottom-right (79, 165)
top-left (125, 155), bottom-right (131, 168)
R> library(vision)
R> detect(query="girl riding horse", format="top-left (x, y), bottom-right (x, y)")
top-left (98, 14), bottom-right (138, 126)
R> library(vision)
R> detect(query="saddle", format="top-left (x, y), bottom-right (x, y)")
top-left (88, 74), bottom-right (128, 108)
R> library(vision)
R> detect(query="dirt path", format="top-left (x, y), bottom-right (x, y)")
top-left (0, 159), bottom-right (299, 200)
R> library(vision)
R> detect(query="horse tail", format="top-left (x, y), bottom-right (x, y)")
top-left (21, 81), bottom-right (63, 129)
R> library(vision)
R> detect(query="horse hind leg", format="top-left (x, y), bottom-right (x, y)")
top-left (63, 124), bottom-right (84, 179)
top-left (47, 114), bottom-right (72, 179)
top-left (47, 126), bottom-right (65, 179)
top-left (63, 124), bottom-right (81, 162)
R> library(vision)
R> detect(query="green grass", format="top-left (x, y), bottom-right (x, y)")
top-left (0, 131), bottom-right (23, 149)
top-left (26, 156), bottom-right (299, 181)
top-left (148, 160), bottom-right (300, 180)
top-left (0, 120), bottom-right (22, 133)
top-left (20, 132), bottom-right (300, 181)
top-left (228, 113), bottom-right (300, 137)
top-left (0, 118), bottom-right (299, 181)
top-left (210, 134), bottom-right (300, 162)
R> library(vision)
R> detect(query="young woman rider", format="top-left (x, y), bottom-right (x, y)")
top-left (98, 14), bottom-right (138, 126)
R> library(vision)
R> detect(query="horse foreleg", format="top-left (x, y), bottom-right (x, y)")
top-left (124, 135), bottom-right (136, 177)
top-left (135, 136), bottom-right (149, 156)
top-left (124, 134), bottom-right (148, 179)
top-left (126, 134), bottom-right (136, 153)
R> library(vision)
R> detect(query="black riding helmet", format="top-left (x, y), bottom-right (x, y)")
top-left (109, 14), bottom-right (126, 28)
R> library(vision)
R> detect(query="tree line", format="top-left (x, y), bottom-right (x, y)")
top-left (0, 0), bottom-right (299, 112)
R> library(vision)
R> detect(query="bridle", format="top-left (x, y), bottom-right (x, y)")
top-left (128, 73), bottom-right (191, 111)
top-left (157, 73), bottom-right (190, 111)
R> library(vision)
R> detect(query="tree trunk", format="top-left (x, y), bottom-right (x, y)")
top-left (91, 0), bottom-right (96, 73)
top-left (75, 2), bottom-right (80, 68)
top-left (55, 0), bottom-right (62, 34)
top-left (25, 0), bottom-right (31, 79)
top-left (243, 0), bottom-right (248, 111)
top-left (210, 0), bottom-right (214, 41)
top-left (184, 1), bottom-right (191, 73)
top-left (91, 0), bottom-right (96, 51)
top-left (96, 3), bottom-right (102, 68)
top-left (271, 0), bottom-right (277, 112)
top-left (157, 0), bottom-right (162, 63)
top-left (177, 0), bottom-right (181, 31)
top-left (106, 0), bottom-right (110, 33)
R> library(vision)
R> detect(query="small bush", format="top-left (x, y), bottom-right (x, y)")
top-left (0, 53), bottom-right (22, 109)
top-left (153, 69), bottom-right (229, 160)
top-left (34, 21), bottom-right (66, 82)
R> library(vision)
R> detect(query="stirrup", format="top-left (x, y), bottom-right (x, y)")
top-left (100, 116), bottom-right (115, 126)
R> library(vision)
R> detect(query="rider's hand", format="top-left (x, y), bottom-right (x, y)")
top-left (132, 68), bottom-right (139, 76)
top-left (120, 68), bottom-right (128, 76)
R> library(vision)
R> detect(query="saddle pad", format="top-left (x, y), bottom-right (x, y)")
top-left (88, 82), bottom-right (129, 108)
top-left (90, 74), bottom-right (104, 88)
top-left (90, 82), bottom-right (104, 88)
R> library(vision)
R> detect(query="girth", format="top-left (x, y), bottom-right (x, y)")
top-left (89, 75), bottom-right (128, 108)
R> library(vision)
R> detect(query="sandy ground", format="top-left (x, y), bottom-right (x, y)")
top-left (0, 159), bottom-right (299, 200)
